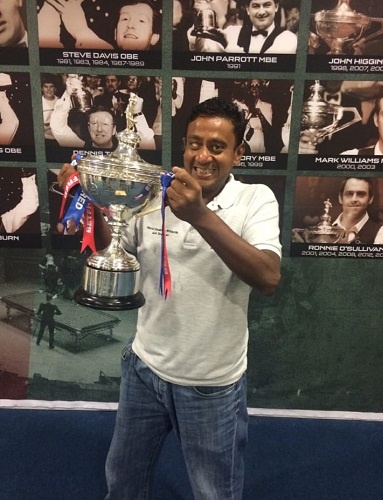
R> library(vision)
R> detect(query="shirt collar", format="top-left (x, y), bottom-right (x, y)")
top-left (207, 174), bottom-right (240, 211)
top-left (333, 211), bottom-right (369, 232)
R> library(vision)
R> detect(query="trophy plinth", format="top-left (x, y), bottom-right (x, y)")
top-left (74, 93), bottom-right (163, 310)
top-left (298, 199), bottom-right (345, 244)
top-left (301, 80), bottom-right (361, 140)
top-left (313, 0), bottom-right (383, 54)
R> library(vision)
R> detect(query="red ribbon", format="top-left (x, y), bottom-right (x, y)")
top-left (81, 203), bottom-right (96, 253)
top-left (59, 172), bottom-right (80, 219)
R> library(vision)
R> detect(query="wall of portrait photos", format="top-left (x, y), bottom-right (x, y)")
top-left (1, 0), bottom-right (383, 414)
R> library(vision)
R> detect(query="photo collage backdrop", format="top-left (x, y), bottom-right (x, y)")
top-left (1, 0), bottom-right (383, 412)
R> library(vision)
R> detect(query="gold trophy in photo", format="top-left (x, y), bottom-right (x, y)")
top-left (313, 0), bottom-right (383, 54)
top-left (301, 80), bottom-right (361, 141)
top-left (73, 93), bottom-right (164, 310)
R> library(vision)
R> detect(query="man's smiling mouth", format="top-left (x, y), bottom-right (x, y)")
top-left (194, 166), bottom-right (216, 176)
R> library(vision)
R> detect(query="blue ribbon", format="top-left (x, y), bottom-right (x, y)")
top-left (159, 171), bottom-right (175, 298)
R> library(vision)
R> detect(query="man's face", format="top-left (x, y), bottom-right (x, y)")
top-left (183, 116), bottom-right (244, 202)
top-left (85, 75), bottom-right (99, 90)
top-left (126, 76), bottom-right (138, 91)
top-left (339, 179), bottom-right (373, 220)
top-left (105, 75), bottom-right (119, 93)
top-left (42, 83), bottom-right (56, 100)
top-left (247, 0), bottom-right (278, 31)
top-left (0, 0), bottom-right (25, 47)
top-left (115, 3), bottom-right (159, 51)
top-left (88, 111), bottom-right (116, 148)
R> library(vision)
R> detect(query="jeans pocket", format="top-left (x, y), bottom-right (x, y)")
top-left (121, 338), bottom-right (134, 361)
top-left (193, 382), bottom-right (236, 398)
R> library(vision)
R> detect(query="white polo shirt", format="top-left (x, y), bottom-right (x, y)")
top-left (122, 175), bottom-right (281, 386)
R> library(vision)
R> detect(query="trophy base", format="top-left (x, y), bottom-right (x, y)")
top-left (74, 287), bottom-right (145, 311)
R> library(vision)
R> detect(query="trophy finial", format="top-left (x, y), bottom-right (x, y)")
top-left (126, 92), bottom-right (137, 133)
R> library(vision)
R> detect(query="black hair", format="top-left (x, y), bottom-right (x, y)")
top-left (339, 177), bottom-right (374, 200)
top-left (185, 97), bottom-right (246, 149)
top-left (117, 0), bottom-right (162, 34)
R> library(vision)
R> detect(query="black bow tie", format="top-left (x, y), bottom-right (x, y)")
top-left (326, 93), bottom-right (340, 102)
top-left (251, 29), bottom-right (268, 37)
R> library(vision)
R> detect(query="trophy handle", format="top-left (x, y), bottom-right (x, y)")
top-left (319, 106), bottom-right (362, 140)
top-left (352, 18), bottom-right (383, 51)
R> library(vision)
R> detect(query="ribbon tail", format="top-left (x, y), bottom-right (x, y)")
top-left (81, 203), bottom-right (96, 253)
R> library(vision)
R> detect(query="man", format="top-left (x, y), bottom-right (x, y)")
top-left (58, 97), bottom-right (281, 499)
top-left (114, 0), bottom-right (161, 51)
top-left (292, 178), bottom-right (383, 245)
top-left (0, 0), bottom-right (27, 47)
top-left (41, 75), bottom-right (58, 142)
top-left (332, 178), bottom-right (383, 244)
top-left (189, 0), bottom-right (297, 54)
top-left (231, 87), bottom-right (273, 154)
top-left (51, 97), bottom-right (117, 150)
top-left (35, 294), bottom-right (62, 349)
top-left (94, 75), bottom-right (129, 133)
top-left (38, 0), bottom-right (161, 51)
top-left (341, 89), bottom-right (383, 156)
top-left (94, 74), bottom-right (156, 148)
top-left (0, 73), bottom-right (19, 145)
top-left (84, 74), bottom-right (104, 100)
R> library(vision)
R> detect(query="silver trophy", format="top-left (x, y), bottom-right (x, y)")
top-left (294, 199), bottom-right (345, 244)
top-left (66, 74), bottom-right (93, 112)
top-left (313, 0), bottom-right (383, 54)
top-left (301, 80), bottom-right (361, 140)
top-left (73, 93), bottom-right (164, 310)
top-left (191, 1), bottom-right (227, 48)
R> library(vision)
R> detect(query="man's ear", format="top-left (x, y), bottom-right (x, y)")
top-left (182, 137), bottom-right (186, 151)
top-left (234, 142), bottom-right (245, 166)
top-left (150, 34), bottom-right (160, 47)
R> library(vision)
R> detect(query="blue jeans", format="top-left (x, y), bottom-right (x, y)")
top-left (105, 342), bottom-right (248, 500)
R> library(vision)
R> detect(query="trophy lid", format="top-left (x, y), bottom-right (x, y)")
top-left (314, 0), bottom-right (369, 26)
top-left (305, 80), bottom-right (338, 111)
top-left (77, 93), bottom-right (163, 185)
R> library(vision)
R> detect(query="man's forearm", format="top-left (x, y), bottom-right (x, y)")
top-left (192, 208), bottom-right (281, 295)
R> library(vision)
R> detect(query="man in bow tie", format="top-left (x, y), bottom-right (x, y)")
top-left (188, 0), bottom-right (298, 54)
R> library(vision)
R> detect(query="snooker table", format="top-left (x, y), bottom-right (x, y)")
top-left (1, 291), bottom-right (121, 349)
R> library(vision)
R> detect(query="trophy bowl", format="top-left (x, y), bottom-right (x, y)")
top-left (191, 5), bottom-right (227, 48)
top-left (313, 0), bottom-right (380, 54)
top-left (301, 224), bottom-right (345, 244)
top-left (73, 94), bottom-right (164, 310)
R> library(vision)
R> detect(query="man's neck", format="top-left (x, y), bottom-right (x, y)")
top-left (340, 211), bottom-right (367, 229)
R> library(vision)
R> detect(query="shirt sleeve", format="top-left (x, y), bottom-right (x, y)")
top-left (243, 184), bottom-right (282, 257)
